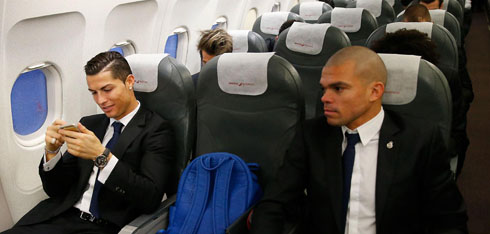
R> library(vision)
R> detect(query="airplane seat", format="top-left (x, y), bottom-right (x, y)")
top-left (317, 8), bottom-right (378, 46)
top-left (195, 52), bottom-right (304, 233)
top-left (395, 9), bottom-right (461, 47)
top-left (228, 30), bottom-right (268, 53)
top-left (119, 54), bottom-right (196, 234)
top-left (387, 0), bottom-right (405, 15)
top-left (252, 12), bottom-right (304, 51)
top-left (290, 1), bottom-right (333, 23)
top-left (346, 0), bottom-right (396, 26)
top-left (334, 0), bottom-right (349, 7)
top-left (379, 54), bottom-right (451, 147)
top-left (367, 23), bottom-right (462, 174)
top-left (274, 22), bottom-right (351, 119)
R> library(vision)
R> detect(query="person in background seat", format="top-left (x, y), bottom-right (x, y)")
top-left (403, 3), bottom-right (432, 22)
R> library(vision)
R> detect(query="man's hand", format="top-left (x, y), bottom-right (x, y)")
top-left (60, 123), bottom-right (105, 161)
top-left (45, 119), bottom-right (67, 161)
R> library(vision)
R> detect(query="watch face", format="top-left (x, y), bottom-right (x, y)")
top-left (95, 155), bottom-right (108, 167)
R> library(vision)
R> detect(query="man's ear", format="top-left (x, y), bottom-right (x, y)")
top-left (370, 81), bottom-right (385, 102)
top-left (125, 74), bottom-right (135, 88)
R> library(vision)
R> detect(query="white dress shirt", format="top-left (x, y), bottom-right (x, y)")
top-left (43, 102), bottom-right (140, 215)
top-left (341, 108), bottom-right (384, 234)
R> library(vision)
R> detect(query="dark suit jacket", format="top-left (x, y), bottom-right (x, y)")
top-left (16, 107), bottom-right (175, 228)
top-left (251, 110), bottom-right (467, 234)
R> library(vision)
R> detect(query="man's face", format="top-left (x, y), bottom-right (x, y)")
top-left (320, 61), bottom-right (375, 130)
top-left (87, 70), bottom-right (134, 120)
top-left (201, 50), bottom-right (215, 66)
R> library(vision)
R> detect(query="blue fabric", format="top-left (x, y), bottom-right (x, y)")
top-left (90, 122), bottom-right (123, 218)
top-left (211, 23), bottom-right (218, 29)
top-left (164, 34), bottom-right (179, 58)
top-left (109, 47), bottom-right (124, 56)
top-left (161, 152), bottom-right (262, 234)
top-left (341, 132), bottom-right (360, 231)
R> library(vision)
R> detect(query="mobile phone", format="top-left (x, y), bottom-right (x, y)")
top-left (59, 124), bottom-right (80, 132)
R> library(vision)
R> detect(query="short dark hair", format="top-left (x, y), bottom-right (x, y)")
top-left (404, 3), bottom-right (431, 22)
top-left (318, 0), bottom-right (335, 8)
top-left (370, 29), bottom-right (439, 65)
top-left (278, 19), bottom-right (300, 35)
top-left (84, 51), bottom-right (133, 82)
top-left (197, 29), bottom-right (233, 56)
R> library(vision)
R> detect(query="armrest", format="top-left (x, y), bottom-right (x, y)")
top-left (118, 195), bottom-right (177, 234)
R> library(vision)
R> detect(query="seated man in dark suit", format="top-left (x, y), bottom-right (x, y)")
top-left (250, 46), bottom-right (468, 234)
top-left (2, 51), bottom-right (175, 234)
top-left (192, 29), bottom-right (233, 86)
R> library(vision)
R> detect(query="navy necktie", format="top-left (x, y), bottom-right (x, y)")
top-left (89, 121), bottom-right (123, 218)
top-left (341, 132), bottom-right (360, 232)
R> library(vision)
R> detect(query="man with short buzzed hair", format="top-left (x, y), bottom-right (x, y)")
top-left (403, 3), bottom-right (432, 22)
top-left (250, 46), bottom-right (468, 234)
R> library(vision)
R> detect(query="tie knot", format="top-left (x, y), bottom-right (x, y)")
top-left (112, 122), bottom-right (123, 134)
top-left (345, 132), bottom-right (360, 147)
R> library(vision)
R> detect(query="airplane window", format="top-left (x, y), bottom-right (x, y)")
top-left (243, 8), bottom-right (258, 30)
top-left (212, 16), bottom-right (228, 30)
top-left (272, 2), bottom-right (281, 11)
top-left (11, 69), bottom-right (48, 136)
top-left (164, 28), bottom-right (188, 63)
top-left (110, 41), bottom-right (136, 56)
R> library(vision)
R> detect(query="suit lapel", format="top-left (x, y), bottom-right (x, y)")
top-left (375, 112), bottom-right (401, 224)
top-left (111, 107), bottom-right (148, 159)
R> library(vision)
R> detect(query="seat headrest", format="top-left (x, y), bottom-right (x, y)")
top-left (331, 8), bottom-right (364, 33)
top-left (285, 22), bottom-right (331, 55)
top-left (386, 22), bottom-right (433, 37)
top-left (229, 30), bottom-right (250, 53)
top-left (260, 12), bottom-right (290, 35)
top-left (217, 53), bottom-right (275, 96)
top-left (126, 54), bottom-right (168, 92)
top-left (299, 2), bottom-right (333, 21)
top-left (357, 0), bottom-right (383, 17)
top-left (386, 0), bottom-right (395, 7)
top-left (379, 53), bottom-right (421, 105)
top-left (429, 9), bottom-right (446, 26)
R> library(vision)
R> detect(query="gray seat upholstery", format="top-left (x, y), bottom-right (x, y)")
top-left (119, 54), bottom-right (196, 234)
top-left (346, 0), bottom-right (396, 26)
top-left (442, 0), bottom-right (464, 26)
top-left (318, 8), bottom-right (378, 45)
top-left (387, 0), bottom-right (405, 15)
top-left (334, 0), bottom-right (349, 7)
top-left (228, 30), bottom-right (268, 53)
top-left (290, 2), bottom-right (333, 23)
top-left (252, 12), bottom-right (304, 42)
top-left (274, 22), bottom-right (351, 119)
top-left (379, 54), bottom-right (451, 148)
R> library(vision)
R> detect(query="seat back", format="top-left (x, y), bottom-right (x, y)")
top-left (379, 53), bottom-right (451, 146)
top-left (290, 1), bottom-right (333, 23)
top-left (274, 22), bottom-right (351, 119)
top-left (346, 0), bottom-right (396, 26)
top-left (126, 54), bottom-right (196, 194)
top-left (318, 8), bottom-right (378, 45)
top-left (442, 0), bottom-right (464, 26)
top-left (334, 0), bottom-right (349, 7)
top-left (252, 12), bottom-right (304, 42)
top-left (228, 30), bottom-right (268, 53)
top-left (386, 0), bottom-right (405, 15)
top-left (195, 52), bottom-right (304, 187)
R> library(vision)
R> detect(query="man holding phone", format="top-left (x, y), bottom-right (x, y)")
top-left (3, 51), bottom-right (175, 234)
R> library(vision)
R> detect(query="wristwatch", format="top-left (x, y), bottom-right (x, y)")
top-left (94, 148), bottom-right (111, 168)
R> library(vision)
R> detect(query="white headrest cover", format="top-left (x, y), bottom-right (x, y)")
top-left (300, 2), bottom-right (326, 21)
top-left (386, 22), bottom-right (433, 38)
top-left (429, 9), bottom-right (446, 26)
top-left (126, 54), bottom-right (168, 92)
top-left (442, 0), bottom-right (449, 10)
top-left (217, 53), bottom-right (274, 96)
top-left (286, 22), bottom-right (330, 55)
top-left (260, 12), bottom-right (290, 35)
top-left (331, 8), bottom-right (363, 33)
top-left (379, 53), bottom-right (420, 105)
top-left (357, 0), bottom-right (383, 17)
top-left (229, 30), bottom-right (249, 53)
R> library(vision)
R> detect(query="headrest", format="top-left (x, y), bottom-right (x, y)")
top-left (217, 53), bottom-right (274, 96)
top-left (331, 8), bottom-right (364, 33)
top-left (228, 30), bottom-right (249, 53)
top-left (386, 0), bottom-right (395, 7)
top-left (429, 9), bottom-right (446, 26)
top-left (300, 2), bottom-right (330, 21)
top-left (126, 54), bottom-right (168, 92)
top-left (285, 22), bottom-right (330, 55)
top-left (442, 0), bottom-right (449, 10)
top-left (386, 22), bottom-right (433, 37)
top-left (260, 12), bottom-right (290, 35)
top-left (379, 53), bottom-right (421, 105)
top-left (357, 0), bottom-right (383, 17)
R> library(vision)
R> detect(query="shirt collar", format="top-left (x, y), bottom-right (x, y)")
top-left (108, 101), bottom-right (141, 129)
top-left (341, 107), bottom-right (385, 146)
